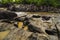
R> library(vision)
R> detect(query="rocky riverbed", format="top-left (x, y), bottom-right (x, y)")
top-left (0, 11), bottom-right (60, 40)
top-left (0, 4), bottom-right (60, 13)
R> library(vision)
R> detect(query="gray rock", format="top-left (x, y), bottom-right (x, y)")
top-left (4, 29), bottom-right (32, 40)
top-left (0, 21), bottom-right (16, 32)
top-left (0, 11), bottom-right (17, 20)
top-left (49, 35), bottom-right (58, 40)
top-left (28, 16), bottom-right (54, 33)
top-left (28, 33), bottom-right (49, 40)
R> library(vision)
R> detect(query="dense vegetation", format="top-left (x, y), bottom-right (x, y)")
top-left (0, 0), bottom-right (60, 7)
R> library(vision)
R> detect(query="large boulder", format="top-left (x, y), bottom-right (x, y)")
top-left (27, 16), bottom-right (54, 33)
top-left (0, 11), bottom-right (17, 20)
top-left (0, 21), bottom-right (16, 32)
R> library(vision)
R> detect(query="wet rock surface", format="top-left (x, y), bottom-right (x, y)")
top-left (0, 11), bottom-right (60, 40)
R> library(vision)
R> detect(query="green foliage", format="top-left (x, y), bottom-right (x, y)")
top-left (9, 0), bottom-right (14, 3)
top-left (25, 0), bottom-right (33, 4)
top-left (55, 0), bottom-right (60, 7)
top-left (0, 0), bottom-right (60, 7)
top-left (48, 0), bottom-right (57, 7)
top-left (15, 0), bottom-right (24, 4)
top-left (25, 0), bottom-right (60, 7)
top-left (25, 0), bottom-right (46, 6)
top-left (47, 0), bottom-right (60, 7)
top-left (35, 0), bottom-right (46, 6)
top-left (23, 0), bottom-right (60, 7)
top-left (1, 0), bottom-right (9, 4)
top-left (0, 0), bottom-right (24, 4)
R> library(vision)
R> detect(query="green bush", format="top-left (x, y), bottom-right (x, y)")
top-left (0, 0), bottom-right (24, 4)
top-left (1, 0), bottom-right (9, 4)
top-left (25, 0), bottom-right (60, 7)
top-left (8, 0), bottom-right (24, 3)
top-left (48, 0), bottom-right (57, 7)
top-left (0, 0), bottom-right (60, 7)
top-left (55, 0), bottom-right (60, 7)
top-left (48, 0), bottom-right (60, 7)
top-left (15, 0), bottom-right (24, 4)
top-left (9, 0), bottom-right (14, 3)
top-left (35, 0), bottom-right (46, 6)
top-left (25, 0), bottom-right (34, 4)
top-left (25, 0), bottom-right (46, 6)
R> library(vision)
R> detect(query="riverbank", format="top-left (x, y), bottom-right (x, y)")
top-left (0, 4), bottom-right (60, 13)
